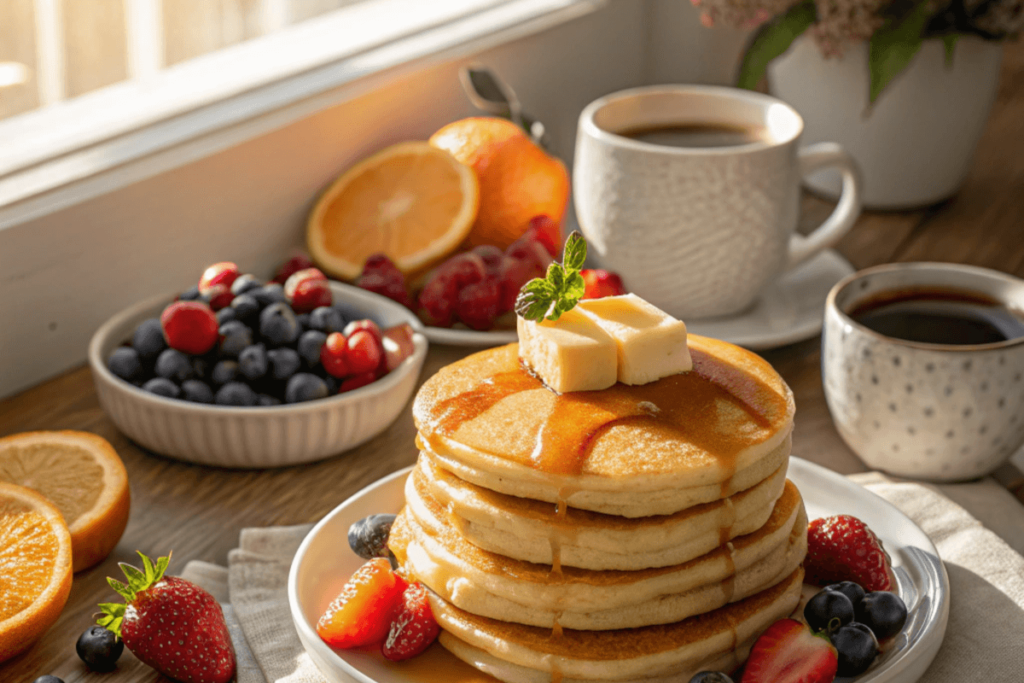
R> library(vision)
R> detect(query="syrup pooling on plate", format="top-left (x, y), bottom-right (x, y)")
top-left (422, 344), bottom-right (783, 483)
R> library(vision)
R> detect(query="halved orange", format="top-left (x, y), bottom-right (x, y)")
top-left (0, 482), bottom-right (73, 663)
top-left (429, 117), bottom-right (570, 250)
top-left (307, 141), bottom-right (480, 280)
top-left (0, 431), bottom-right (130, 572)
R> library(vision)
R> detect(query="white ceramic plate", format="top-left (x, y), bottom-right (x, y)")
top-left (687, 249), bottom-right (855, 350)
top-left (423, 326), bottom-right (518, 347)
top-left (289, 457), bottom-right (949, 683)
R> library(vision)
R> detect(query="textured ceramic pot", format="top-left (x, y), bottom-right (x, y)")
top-left (823, 263), bottom-right (1024, 481)
top-left (574, 85), bottom-right (863, 319)
top-left (771, 37), bottom-right (1003, 209)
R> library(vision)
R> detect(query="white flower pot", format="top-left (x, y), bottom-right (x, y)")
top-left (769, 36), bottom-right (1003, 209)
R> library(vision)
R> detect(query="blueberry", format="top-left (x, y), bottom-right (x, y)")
top-left (211, 360), bottom-right (240, 386)
top-left (32, 677), bottom-right (65, 683)
top-left (348, 514), bottom-right (398, 560)
top-left (253, 283), bottom-right (287, 307)
top-left (132, 318), bottom-right (166, 362)
top-left (267, 347), bottom-right (302, 381)
top-left (191, 353), bottom-right (215, 381)
top-left (318, 370), bottom-right (339, 395)
top-left (307, 306), bottom-right (345, 334)
top-left (219, 320), bottom-right (254, 358)
top-left (856, 591), bottom-right (908, 640)
top-left (108, 347), bottom-right (143, 383)
top-left (215, 381), bottom-right (257, 406)
top-left (216, 307), bottom-right (237, 325)
top-left (239, 344), bottom-right (268, 381)
top-left (257, 393), bottom-right (282, 407)
top-left (181, 379), bottom-right (214, 404)
top-left (155, 348), bottom-right (195, 383)
top-left (688, 673), bottom-right (734, 683)
top-left (285, 373), bottom-right (328, 403)
top-left (831, 622), bottom-right (879, 677)
top-left (76, 624), bottom-right (123, 672)
top-left (179, 285), bottom-right (202, 301)
top-left (231, 294), bottom-right (261, 324)
top-left (260, 302), bottom-right (300, 347)
top-left (142, 377), bottom-right (180, 398)
top-left (826, 581), bottom-right (866, 606)
top-left (804, 588), bottom-right (854, 633)
top-left (297, 330), bottom-right (327, 367)
top-left (231, 274), bottom-right (263, 296)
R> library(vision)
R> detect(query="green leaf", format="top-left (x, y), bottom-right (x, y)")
top-left (515, 278), bottom-right (556, 320)
top-left (942, 34), bottom-right (957, 68)
top-left (120, 563), bottom-right (147, 593)
top-left (561, 231), bottom-right (587, 272)
top-left (97, 602), bottom-right (126, 638)
top-left (868, 2), bottom-right (931, 103)
top-left (736, 1), bottom-right (816, 90)
top-left (107, 578), bottom-right (133, 602)
top-left (154, 554), bottom-right (170, 582)
top-left (139, 552), bottom-right (155, 582)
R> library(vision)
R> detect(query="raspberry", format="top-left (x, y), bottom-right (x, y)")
top-left (458, 276), bottom-right (502, 330)
top-left (273, 255), bottom-right (314, 284)
top-left (498, 255), bottom-right (545, 313)
top-left (418, 253), bottom-right (486, 327)
top-left (506, 234), bottom-right (553, 273)
top-left (523, 215), bottom-right (561, 258)
top-left (472, 245), bottom-right (505, 276)
top-left (357, 255), bottom-right (412, 308)
top-left (161, 302), bottom-right (219, 355)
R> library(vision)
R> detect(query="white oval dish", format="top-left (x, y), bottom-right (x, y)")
top-left (288, 457), bottom-right (950, 683)
top-left (89, 282), bottom-right (427, 468)
top-left (423, 326), bottom-right (517, 347)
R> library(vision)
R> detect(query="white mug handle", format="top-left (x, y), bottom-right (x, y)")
top-left (787, 143), bottom-right (863, 269)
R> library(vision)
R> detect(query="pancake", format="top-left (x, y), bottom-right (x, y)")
top-left (390, 479), bottom-right (807, 630)
top-left (412, 455), bottom-right (789, 571)
top-left (413, 336), bottom-right (795, 518)
top-left (428, 567), bottom-right (804, 682)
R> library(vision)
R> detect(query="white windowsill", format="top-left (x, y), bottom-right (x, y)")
top-left (0, 0), bottom-right (603, 231)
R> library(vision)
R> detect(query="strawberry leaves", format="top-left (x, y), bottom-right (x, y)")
top-left (515, 231), bottom-right (588, 322)
top-left (98, 551), bottom-right (172, 637)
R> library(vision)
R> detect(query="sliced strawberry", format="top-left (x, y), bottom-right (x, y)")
top-left (317, 558), bottom-right (408, 649)
top-left (741, 618), bottom-right (837, 683)
top-left (581, 269), bottom-right (627, 299)
top-left (805, 515), bottom-right (894, 592)
top-left (199, 262), bottom-right (239, 293)
top-left (382, 582), bottom-right (440, 661)
top-left (161, 301), bottom-right (218, 355)
top-left (321, 332), bottom-right (350, 378)
top-left (285, 268), bottom-right (332, 312)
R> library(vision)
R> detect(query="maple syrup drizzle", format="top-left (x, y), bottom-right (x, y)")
top-left (551, 668), bottom-right (563, 683)
top-left (722, 542), bottom-right (737, 603)
top-left (551, 613), bottom-right (564, 640)
top-left (550, 536), bottom-right (563, 575)
top-left (426, 348), bottom-right (780, 481)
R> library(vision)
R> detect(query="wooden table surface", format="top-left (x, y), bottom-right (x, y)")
top-left (4, 42), bottom-right (1024, 683)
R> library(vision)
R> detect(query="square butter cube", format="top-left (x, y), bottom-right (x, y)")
top-left (577, 293), bottom-right (692, 385)
top-left (517, 309), bottom-right (617, 393)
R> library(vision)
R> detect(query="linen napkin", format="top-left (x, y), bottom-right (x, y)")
top-left (183, 475), bottom-right (1024, 683)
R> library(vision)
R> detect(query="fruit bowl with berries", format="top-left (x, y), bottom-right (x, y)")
top-left (88, 262), bottom-right (427, 468)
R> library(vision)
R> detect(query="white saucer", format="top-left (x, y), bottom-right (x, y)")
top-left (686, 249), bottom-right (855, 350)
top-left (289, 457), bottom-right (949, 683)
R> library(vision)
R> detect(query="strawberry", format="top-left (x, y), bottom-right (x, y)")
top-left (161, 301), bottom-right (219, 355)
top-left (581, 269), bottom-right (627, 299)
top-left (273, 254), bottom-right (315, 284)
top-left (201, 284), bottom-right (233, 311)
top-left (97, 552), bottom-right (235, 683)
top-left (320, 332), bottom-right (350, 378)
top-left (524, 215), bottom-right (561, 258)
top-left (383, 582), bottom-right (440, 661)
top-left (317, 558), bottom-right (408, 648)
top-left (285, 268), bottom-right (332, 313)
top-left (741, 618), bottom-right (837, 683)
top-left (805, 515), bottom-right (894, 592)
top-left (198, 262), bottom-right (239, 293)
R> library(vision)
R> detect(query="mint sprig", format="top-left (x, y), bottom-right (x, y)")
top-left (515, 231), bottom-right (587, 322)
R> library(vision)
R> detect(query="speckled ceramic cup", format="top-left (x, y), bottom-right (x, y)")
top-left (823, 262), bottom-right (1024, 481)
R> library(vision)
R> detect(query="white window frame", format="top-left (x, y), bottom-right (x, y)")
top-left (0, 0), bottom-right (603, 230)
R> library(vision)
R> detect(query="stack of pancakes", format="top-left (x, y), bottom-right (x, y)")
top-left (389, 335), bottom-right (807, 683)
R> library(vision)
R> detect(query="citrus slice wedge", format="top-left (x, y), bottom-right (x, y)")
top-left (307, 141), bottom-right (480, 280)
top-left (0, 482), bottom-right (73, 663)
top-left (0, 431), bottom-right (130, 572)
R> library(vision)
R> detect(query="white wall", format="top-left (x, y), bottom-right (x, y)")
top-left (0, 0), bottom-right (746, 398)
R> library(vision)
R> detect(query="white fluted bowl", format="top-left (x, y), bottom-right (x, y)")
top-left (88, 282), bottom-right (427, 468)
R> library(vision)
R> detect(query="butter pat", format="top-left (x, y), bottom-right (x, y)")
top-left (577, 293), bottom-right (692, 385)
top-left (518, 308), bottom-right (617, 393)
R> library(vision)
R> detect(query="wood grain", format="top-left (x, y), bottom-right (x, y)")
top-left (2, 37), bottom-right (1024, 683)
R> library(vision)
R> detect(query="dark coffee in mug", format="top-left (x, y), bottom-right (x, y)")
top-left (618, 123), bottom-right (771, 149)
top-left (849, 287), bottom-right (1024, 345)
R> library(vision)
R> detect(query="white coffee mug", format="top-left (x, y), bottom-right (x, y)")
top-left (574, 85), bottom-right (863, 319)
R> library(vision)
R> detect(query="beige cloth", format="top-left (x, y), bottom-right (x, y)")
top-left (182, 474), bottom-right (1024, 683)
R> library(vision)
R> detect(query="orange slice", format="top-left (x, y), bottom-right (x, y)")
top-left (429, 117), bottom-right (570, 250)
top-left (307, 141), bottom-right (480, 280)
top-left (0, 482), bottom-right (73, 663)
top-left (0, 431), bottom-right (130, 572)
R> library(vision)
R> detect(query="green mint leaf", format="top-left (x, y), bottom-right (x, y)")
top-left (869, 2), bottom-right (930, 103)
top-left (564, 270), bottom-right (586, 302)
top-left (736, 1), bottom-right (816, 90)
top-left (561, 231), bottom-right (587, 273)
top-left (515, 278), bottom-right (557, 320)
top-left (942, 34), bottom-right (957, 68)
top-left (547, 262), bottom-right (566, 291)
